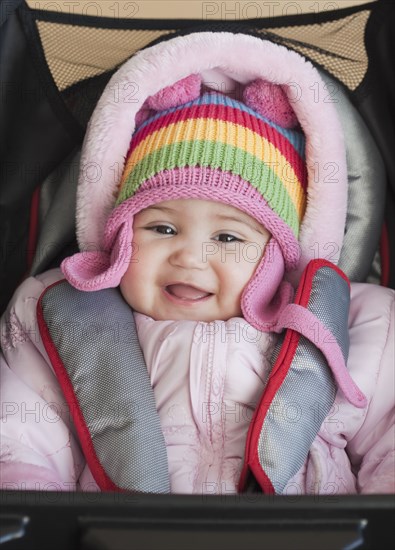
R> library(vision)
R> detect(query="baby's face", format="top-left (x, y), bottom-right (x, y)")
top-left (120, 199), bottom-right (270, 322)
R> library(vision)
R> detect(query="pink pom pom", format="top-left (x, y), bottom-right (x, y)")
top-left (134, 103), bottom-right (155, 127)
top-left (147, 74), bottom-right (202, 111)
top-left (243, 79), bottom-right (298, 129)
top-left (134, 74), bottom-right (201, 129)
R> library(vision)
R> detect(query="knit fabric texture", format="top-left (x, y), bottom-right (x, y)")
top-left (117, 93), bottom-right (307, 239)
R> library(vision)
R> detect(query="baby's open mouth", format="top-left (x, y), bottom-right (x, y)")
top-left (165, 284), bottom-right (213, 301)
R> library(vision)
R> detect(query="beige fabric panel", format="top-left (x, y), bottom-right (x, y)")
top-left (35, 22), bottom-right (173, 90)
top-left (28, 1), bottom-right (375, 92)
top-left (255, 9), bottom-right (370, 91)
top-left (27, 1), bottom-right (375, 19)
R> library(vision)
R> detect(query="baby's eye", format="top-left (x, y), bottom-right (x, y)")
top-left (148, 225), bottom-right (176, 235)
top-left (214, 233), bottom-right (243, 243)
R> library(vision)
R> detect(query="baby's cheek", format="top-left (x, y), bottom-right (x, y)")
top-left (119, 275), bottom-right (133, 308)
top-left (121, 265), bottom-right (157, 316)
top-left (120, 263), bottom-right (140, 305)
top-left (241, 241), bottom-right (265, 267)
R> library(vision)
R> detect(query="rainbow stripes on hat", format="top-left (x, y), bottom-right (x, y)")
top-left (116, 93), bottom-right (307, 238)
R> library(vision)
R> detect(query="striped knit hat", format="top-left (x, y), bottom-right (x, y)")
top-left (63, 75), bottom-right (307, 331)
top-left (116, 87), bottom-right (307, 269)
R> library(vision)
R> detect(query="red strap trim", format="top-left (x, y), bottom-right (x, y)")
top-left (380, 223), bottom-right (390, 287)
top-left (27, 186), bottom-right (41, 270)
top-left (293, 258), bottom-right (350, 308)
top-left (239, 320), bottom-right (300, 494)
top-left (37, 281), bottom-right (122, 492)
top-left (239, 259), bottom-right (349, 493)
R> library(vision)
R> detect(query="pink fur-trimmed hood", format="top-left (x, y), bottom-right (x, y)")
top-left (74, 31), bottom-right (347, 286)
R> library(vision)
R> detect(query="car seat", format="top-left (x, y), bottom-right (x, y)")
top-left (0, 1), bottom-right (394, 548)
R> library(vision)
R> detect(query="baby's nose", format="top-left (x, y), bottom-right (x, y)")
top-left (169, 240), bottom-right (207, 269)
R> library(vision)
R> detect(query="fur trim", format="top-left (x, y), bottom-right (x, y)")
top-left (77, 32), bottom-right (347, 283)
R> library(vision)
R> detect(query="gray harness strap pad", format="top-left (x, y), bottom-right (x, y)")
top-left (240, 260), bottom-right (361, 494)
top-left (37, 280), bottom-right (170, 493)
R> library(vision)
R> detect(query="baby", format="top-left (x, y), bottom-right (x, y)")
top-left (65, 83), bottom-right (302, 493)
top-left (1, 33), bottom-right (394, 495)
top-left (121, 197), bottom-right (274, 493)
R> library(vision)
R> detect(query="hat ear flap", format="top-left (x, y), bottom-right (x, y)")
top-left (61, 220), bottom-right (133, 291)
top-left (241, 239), bottom-right (294, 333)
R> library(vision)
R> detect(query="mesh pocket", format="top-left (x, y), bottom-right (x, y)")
top-left (34, 7), bottom-right (371, 95)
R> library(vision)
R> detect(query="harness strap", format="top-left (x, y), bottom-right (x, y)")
top-left (240, 259), bottom-right (366, 494)
top-left (37, 261), bottom-right (366, 495)
top-left (37, 280), bottom-right (170, 493)
top-left (277, 305), bottom-right (366, 407)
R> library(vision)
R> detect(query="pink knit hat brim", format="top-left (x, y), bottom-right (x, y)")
top-left (62, 173), bottom-right (297, 330)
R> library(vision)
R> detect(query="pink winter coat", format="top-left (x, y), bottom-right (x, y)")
top-left (1, 269), bottom-right (394, 495)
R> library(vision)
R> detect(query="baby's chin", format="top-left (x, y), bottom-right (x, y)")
top-left (132, 307), bottom-right (243, 323)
